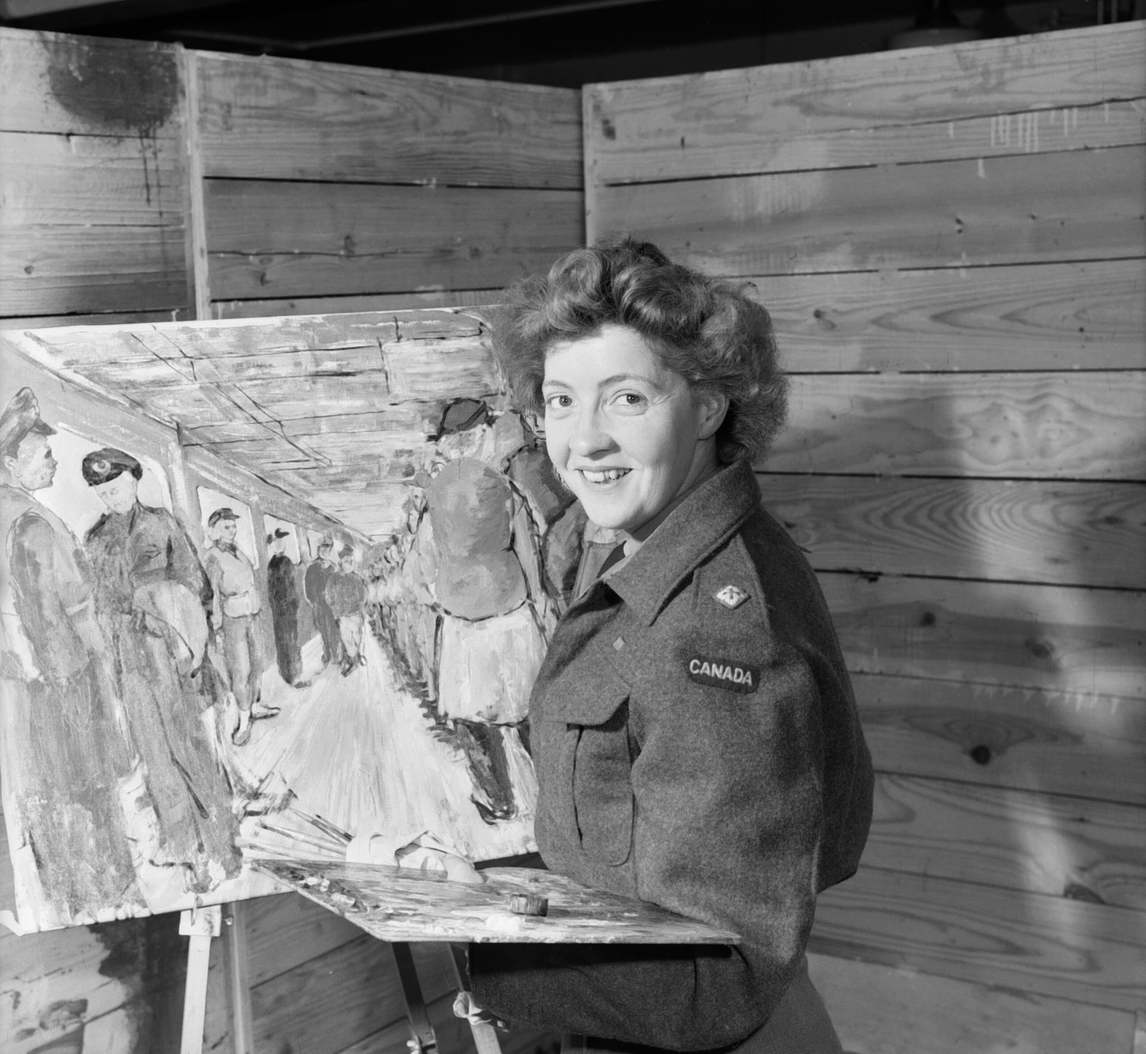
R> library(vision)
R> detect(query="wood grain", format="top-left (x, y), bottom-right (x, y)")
top-left (760, 475), bottom-right (1146, 588)
top-left (854, 672), bottom-right (1146, 806)
top-left (866, 773), bottom-right (1146, 909)
top-left (0, 131), bottom-right (186, 226)
top-left (213, 288), bottom-right (501, 318)
top-left (759, 259), bottom-right (1146, 373)
top-left (0, 228), bottom-right (190, 315)
top-left (807, 952), bottom-right (1136, 1054)
top-left (811, 864), bottom-right (1146, 1011)
top-left (591, 145), bottom-right (1146, 276)
top-left (766, 372), bottom-right (1146, 480)
top-left (0, 28), bottom-right (184, 138)
top-left (260, 859), bottom-right (739, 944)
top-left (584, 21), bottom-right (1146, 184)
top-left (588, 97), bottom-right (1145, 184)
top-left (195, 51), bottom-right (582, 188)
top-left (822, 571), bottom-right (1145, 698)
top-left (205, 178), bottom-right (584, 299)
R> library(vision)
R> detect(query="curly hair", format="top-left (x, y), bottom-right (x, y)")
top-left (493, 238), bottom-right (788, 463)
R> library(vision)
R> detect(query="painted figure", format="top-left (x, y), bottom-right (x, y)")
top-left (304, 537), bottom-right (340, 667)
top-left (82, 447), bottom-right (241, 894)
top-left (0, 390), bottom-right (141, 922)
top-left (266, 527), bottom-right (304, 686)
top-left (325, 545), bottom-right (366, 676)
top-left (204, 507), bottom-right (279, 746)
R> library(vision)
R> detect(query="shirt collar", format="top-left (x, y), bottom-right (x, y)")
top-left (603, 458), bottom-right (760, 626)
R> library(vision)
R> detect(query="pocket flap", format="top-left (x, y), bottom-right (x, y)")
top-left (541, 658), bottom-right (630, 726)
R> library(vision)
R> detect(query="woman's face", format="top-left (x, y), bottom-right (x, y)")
top-left (92, 471), bottom-right (138, 515)
top-left (541, 324), bottom-right (725, 542)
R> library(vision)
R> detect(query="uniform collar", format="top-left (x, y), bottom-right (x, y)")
top-left (603, 458), bottom-right (760, 626)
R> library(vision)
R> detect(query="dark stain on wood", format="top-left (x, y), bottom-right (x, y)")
top-left (43, 36), bottom-right (179, 136)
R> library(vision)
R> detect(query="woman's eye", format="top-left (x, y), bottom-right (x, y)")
top-left (543, 393), bottom-right (573, 412)
top-left (611, 391), bottom-right (648, 412)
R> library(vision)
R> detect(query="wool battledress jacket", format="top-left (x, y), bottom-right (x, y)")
top-left (470, 458), bottom-right (873, 1051)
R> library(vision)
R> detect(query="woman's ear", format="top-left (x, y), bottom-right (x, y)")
top-left (696, 389), bottom-right (729, 441)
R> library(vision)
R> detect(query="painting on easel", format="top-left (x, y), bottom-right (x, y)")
top-left (0, 310), bottom-right (586, 936)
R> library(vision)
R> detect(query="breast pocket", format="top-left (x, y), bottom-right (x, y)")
top-left (544, 664), bottom-right (634, 867)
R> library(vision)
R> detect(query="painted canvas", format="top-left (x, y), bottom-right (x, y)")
top-left (0, 310), bottom-right (590, 935)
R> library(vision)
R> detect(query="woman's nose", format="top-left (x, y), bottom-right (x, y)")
top-left (568, 405), bottom-right (613, 455)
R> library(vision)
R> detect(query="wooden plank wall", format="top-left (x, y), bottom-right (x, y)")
top-left (585, 20), bottom-right (1146, 1053)
top-left (194, 49), bottom-right (584, 318)
top-left (1, 26), bottom-right (577, 1054)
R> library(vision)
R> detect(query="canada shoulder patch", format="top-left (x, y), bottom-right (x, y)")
top-left (686, 655), bottom-right (760, 694)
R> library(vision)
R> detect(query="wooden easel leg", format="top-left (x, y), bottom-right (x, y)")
top-left (390, 942), bottom-right (438, 1053)
top-left (223, 902), bottom-right (255, 1054)
top-left (179, 905), bottom-right (222, 1054)
top-left (447, 944), bottom-right (503, 1054)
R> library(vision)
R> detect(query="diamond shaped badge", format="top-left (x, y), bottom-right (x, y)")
top-left (713, 584), bottom-right (749, 610)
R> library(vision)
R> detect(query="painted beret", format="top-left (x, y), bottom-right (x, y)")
top-left (207, 506), bottom-right (240, 527)
top-left (82, 447), bottom-right (142, 486)
top-left (0, 387), bottom-right (55, 459)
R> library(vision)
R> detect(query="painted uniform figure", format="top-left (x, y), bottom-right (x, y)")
top-left (203, 507), bottom-right (278, 746)
top-left (325, 545), bottom-right (366, 675)
top-left (0, 390), bottom-right (140, 923)
top-left (83, 447), bottom-right (241, 894)
top-left (466, 240), bottom-right (874, 1052)
top-left (266, 527), bottom-right (304, 686)
top-left (304, 538), bottom-right (340, 667)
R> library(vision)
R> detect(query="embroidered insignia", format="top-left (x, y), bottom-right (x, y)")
top-left (686, 656), bottom-right (760, 694)
top-left (713, 584), bottom-right (749, 610)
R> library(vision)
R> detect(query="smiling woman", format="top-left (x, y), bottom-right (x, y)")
top-left (467, 239), bottom-right (874, 1052)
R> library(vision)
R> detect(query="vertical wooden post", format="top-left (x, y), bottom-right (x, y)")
top-left (179, 905), bottom-right (221, 1054)
top-left (180, 45), bottom-right (212, 321)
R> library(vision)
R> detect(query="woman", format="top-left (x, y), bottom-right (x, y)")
top-left (83, 447), bottom-right (241, 894)
top-left (466, 240), bottom-right (874, 1051)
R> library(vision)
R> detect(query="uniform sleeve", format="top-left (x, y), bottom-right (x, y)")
top-left (471, 640), bottom-right (826, 1048)
top-left (9, 515), bottom-right (92, 682)
top-left (203, 550), bottom-right (224, 629)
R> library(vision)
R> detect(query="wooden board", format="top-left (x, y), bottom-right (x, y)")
top-left (865, 773), bottom-right (1146, 910)
top-left (854, 672), bottom-right (1146, 806)
top-left (760, 475), bottom-right (1146, 588)
top-left (823, 572), bottom-right (1145, 698)
top-left (584, 22), bottom-right (1146, 184)
top-left (766, 372), bottom-right (1146, 480)
top-left (591, 145), bottom-right (1146, 276)
top-left (195, 51), bottom-right (582, 188)
top-left (0, 28), bottom-right (184, 138)
top-left (0, 228), bottom-right (190, 316)
top-left (759, 259), bottom-right (1146, 373)
top-left (811, 865), bottom-right (1146, 1011)
top-left (589, 97), bottom-right (1145, 184)
top-left (0, 131), bottom-right (186, 226)
top-left (258, 859), bottom-right (739, 944)
top-left (213, 288), bottom-right (502, 318)
top-left (807, 952), bottom-right (1137, 1054)
top-left (205, 178), bottom-right (584, 299)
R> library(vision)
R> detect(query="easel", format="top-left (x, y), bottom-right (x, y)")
top-left (177, 903), bottom-right (255, 1054)
top-left (177, 903), bottom-right (501, 1054)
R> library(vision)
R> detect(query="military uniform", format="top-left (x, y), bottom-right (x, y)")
top-left (470, 458), bottom-right (873, 1051)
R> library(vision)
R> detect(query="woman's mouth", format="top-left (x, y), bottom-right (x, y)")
top-left (579, 468), bottom-right (630, 484)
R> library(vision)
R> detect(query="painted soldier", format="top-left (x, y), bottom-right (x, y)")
top-left (203, 507), bottom-right (278, 746)
top-left (304, 537), bottom-right (341, 668)
top-left (83, 447), bottom-right (241, 893)
top-left (266, 527), bottom-right (305, 687)
top-left (0, 390), bottom-right (141, 921)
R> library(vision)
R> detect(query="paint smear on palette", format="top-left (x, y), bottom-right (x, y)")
top-left (259, 859), bottom-right (739, 945)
